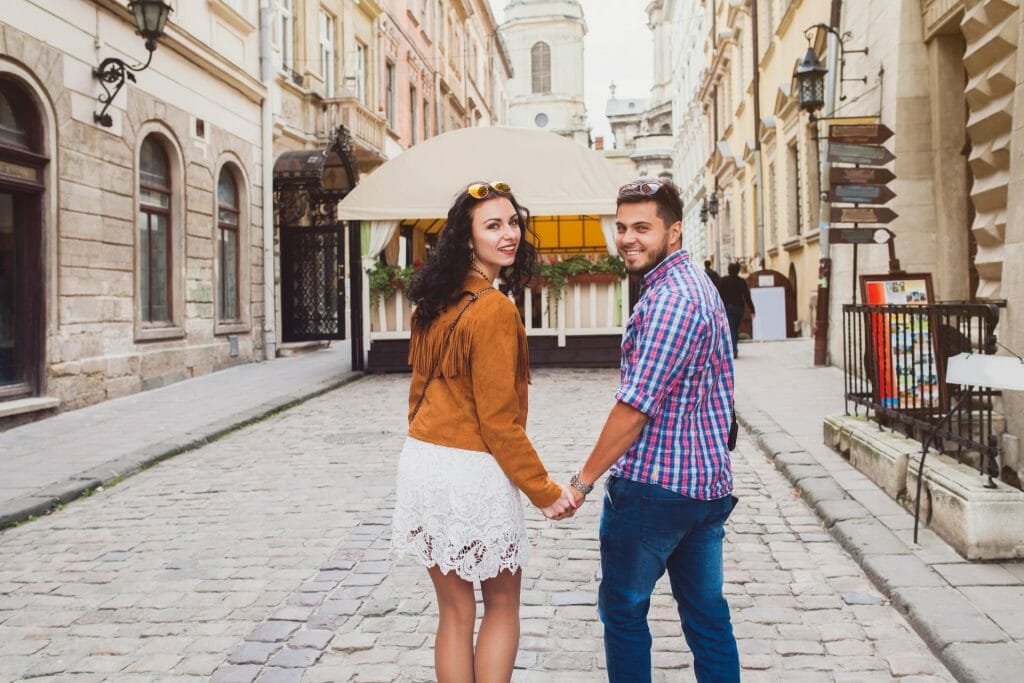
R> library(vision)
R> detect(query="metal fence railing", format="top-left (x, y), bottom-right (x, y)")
top-left (842, 302), bottom-right (1003, 484)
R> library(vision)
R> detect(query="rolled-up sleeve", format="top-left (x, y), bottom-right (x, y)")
top-left (616, 292), bottom-right (705, 418)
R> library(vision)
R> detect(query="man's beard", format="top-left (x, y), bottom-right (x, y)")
top-left (624, 242), bottom-right (672, 277)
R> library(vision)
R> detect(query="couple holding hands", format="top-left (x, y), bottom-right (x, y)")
top-left (391, 178), bottom-right (739, 683)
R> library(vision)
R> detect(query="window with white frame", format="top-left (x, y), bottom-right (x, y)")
top-left (356, 42), bottom-right (367, 104)
top-left (531, 42), bottom-right (551, 94)
top-left (787, 141), bottom-right (802, 236)
top-left (275, 0), bottom-right (294, 70)
top-left (319, 10), bottom-right (336, 95)
top-left (385, 61), bottom-right (396, 129)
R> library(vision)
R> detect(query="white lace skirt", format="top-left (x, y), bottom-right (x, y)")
top-left (391, 436), bottom-right (529, 581)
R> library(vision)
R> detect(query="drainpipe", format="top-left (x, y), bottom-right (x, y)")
top-left (813, 0), bottom-right (842, 365)
top-left (751, 0), bottom-right (765, 269)
top-left (260, 1), bottom-right (278, 360)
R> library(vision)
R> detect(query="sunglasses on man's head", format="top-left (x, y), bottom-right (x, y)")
top-left (467, 181), bottom-right (512, 199)
top-left (618, 180), bottom-right (663, 197)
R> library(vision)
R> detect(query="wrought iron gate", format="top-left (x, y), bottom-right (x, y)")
top-left (280, 224), bottom-right (346, 342)
top-left (272, 126), bottom-right (359, 345)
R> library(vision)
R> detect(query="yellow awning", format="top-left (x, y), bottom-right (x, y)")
top-left (399, 214), bottom-right (609, 254)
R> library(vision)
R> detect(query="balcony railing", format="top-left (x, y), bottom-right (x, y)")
top-left (369, 277), bottom-right (630, 347)
top-left (842, 302), bottom-right (1003, 482)
top-left (319, 97), bottom-right (386, 154)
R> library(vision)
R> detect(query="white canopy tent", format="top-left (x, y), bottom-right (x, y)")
top-left (338, 126), bottom-right (636, 369)
top-left (337, 126), bottom-right (633, 221)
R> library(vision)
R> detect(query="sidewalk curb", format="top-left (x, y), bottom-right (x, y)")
top-left (0, 371), bottom-right (365, 531)
top-left (735, 399), bottom-right (1024, 683)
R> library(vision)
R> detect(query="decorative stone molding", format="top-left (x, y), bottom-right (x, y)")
top-left (923, 0), bottom-right (966, 39)
top-left (962, 0), bottom-right (1019, 298)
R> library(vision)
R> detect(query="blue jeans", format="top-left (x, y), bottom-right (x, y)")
top-left (598, 476), bottom-right (739, 683)
top-left (725, 304), bottom-right (744, 357)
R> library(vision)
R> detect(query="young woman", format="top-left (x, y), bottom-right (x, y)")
top-left (391, 181), bottom-right (575, 682)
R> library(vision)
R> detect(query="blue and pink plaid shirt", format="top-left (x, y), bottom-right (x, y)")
top-left (610, 249), bottom-right (735, 500)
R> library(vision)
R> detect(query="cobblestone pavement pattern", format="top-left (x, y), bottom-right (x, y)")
top-left (0, 370), bottom-right (953, 682)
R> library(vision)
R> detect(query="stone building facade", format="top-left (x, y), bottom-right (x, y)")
top-left (500, 0), bottom-right (589, 145)
top-left (823, 0), bottom-right (1024, 480)
top-left (1, 0), bottom-right (270, 425)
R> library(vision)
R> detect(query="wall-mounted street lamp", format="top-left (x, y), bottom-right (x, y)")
top-left (700, 191), bottom-right (719, 224)
top-left (794, 46), bottom-right (828, 116)
top-left (793, 23), bottom-right (868, 118)
top-left (94, 0), bottom-right (173, 127)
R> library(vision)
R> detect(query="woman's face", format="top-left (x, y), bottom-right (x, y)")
top-left (469, 197), bottom-right (521, 275)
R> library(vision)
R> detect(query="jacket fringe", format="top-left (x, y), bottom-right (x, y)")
top-left (408, 293), bottom-right (531, 383)
top-left (408, 315), bottom-right (476, 378)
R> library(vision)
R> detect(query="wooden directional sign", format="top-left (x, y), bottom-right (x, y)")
top-left (830, 167), bottom-right (896, 185)
top-left (828, 123), bottom-right (894, 145)
top-left (827, 143), bottom-right (896, 166)
top-left (830, 206), bottom-right (898, 224)
top-left (827, 184), bottom-right (896, 204)
top-left (830, 227), bottom-right (894, 245)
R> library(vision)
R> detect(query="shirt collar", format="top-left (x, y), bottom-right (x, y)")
top-left (643, 249), bottom-right (690, 288)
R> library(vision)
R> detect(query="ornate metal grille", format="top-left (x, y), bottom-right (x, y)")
top-left (280, 225), bottom-right (345, 342)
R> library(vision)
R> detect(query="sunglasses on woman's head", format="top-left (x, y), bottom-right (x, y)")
top-left (618, 180), bottom-right (663, 198)
top-left (467, 181), bottom-right (512, 199)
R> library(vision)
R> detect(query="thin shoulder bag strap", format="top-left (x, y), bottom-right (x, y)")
top-left (409, 287), bottom-right (495, 424)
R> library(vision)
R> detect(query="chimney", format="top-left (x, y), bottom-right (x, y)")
top-left (595, 136), bottom-right (604, 151)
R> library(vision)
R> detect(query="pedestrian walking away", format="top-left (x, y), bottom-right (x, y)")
top-left (565, 178), bottom-right (740, 683)
top-left (703, 259), bottom-right (721, 287)
top-left (717, 261), bottom-right (755, 358)
top-left (390, 180), bottom-right (576, 683)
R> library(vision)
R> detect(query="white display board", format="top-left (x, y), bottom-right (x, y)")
top-left (750, 287), bottom-right (787, 341)
top-left (946, 353), bottom-right (1024, 391)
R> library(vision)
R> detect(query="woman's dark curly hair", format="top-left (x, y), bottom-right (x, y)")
top-left (408, 182), bottom-right (538, 327)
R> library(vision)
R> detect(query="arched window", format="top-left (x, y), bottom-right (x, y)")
top-left (217, 167), bottom-right (240, 321)
top-left (531, 42), bottom-right (551, 94)
top-left (139, 136), bottom-right (172, 323)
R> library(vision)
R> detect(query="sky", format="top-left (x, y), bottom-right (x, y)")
top-left (487, 1), bottom-right (654, 145)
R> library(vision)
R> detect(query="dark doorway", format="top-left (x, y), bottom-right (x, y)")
top-left (0, 77), bottom-right (47, 401)
top-left (273, 126), bottom-right (359, 345)
top-left (280, 223), bottom-right (346, 341)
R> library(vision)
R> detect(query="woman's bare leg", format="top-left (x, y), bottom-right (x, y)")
top-left (428, 565), bottom-right (477, 682)
top-left (475, 569), bottom-right (522, 683)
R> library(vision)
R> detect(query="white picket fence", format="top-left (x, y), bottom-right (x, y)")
top-left (369, 278), bottom-right (629, 347)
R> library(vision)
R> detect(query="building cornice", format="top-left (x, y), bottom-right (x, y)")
top-left (94, 0), bottom-right (265, 103)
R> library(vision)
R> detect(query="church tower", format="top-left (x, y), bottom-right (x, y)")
top-left (499, 1), bottom-right (590, 146)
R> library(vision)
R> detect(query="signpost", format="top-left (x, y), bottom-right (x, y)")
top-left (830, 167), bottom-right (896, 185)
top-left (826, 123), bottom-right (900, 303)
top-left (830, 206), bottom-right (898, 224)
top-left (829, 228), bottom-right (894, 245)
top-left (827, 184), bottom-right (896, 204)
top-left (827, 143), bottom-right (897, 166)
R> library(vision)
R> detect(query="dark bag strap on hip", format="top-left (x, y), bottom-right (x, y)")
top-left (728, 402), bottom-right (739, 451)
top-left (409, 287), bottom-right (495, 424)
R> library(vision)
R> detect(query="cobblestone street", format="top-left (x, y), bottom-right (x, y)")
top-left (0, 370), bottom-right (951, 682)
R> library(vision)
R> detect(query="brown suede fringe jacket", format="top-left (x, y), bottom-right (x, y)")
top-left (407, 274), bottom-right (562, 508)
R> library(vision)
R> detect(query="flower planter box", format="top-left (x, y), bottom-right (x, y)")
top-left (568, 273), bottom-right (621, 285)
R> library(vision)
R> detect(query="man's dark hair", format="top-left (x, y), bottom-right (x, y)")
top-left (704, 260), bottom-right (712, 268)
top-left (616, 177), bottom-right (683, 227)
top-left (727, 262), bottom-right (741, 276)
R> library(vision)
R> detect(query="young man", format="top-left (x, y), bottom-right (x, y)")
top-left (717, 262), bottom-right (756, 358)
top-left (703, 259), bottom-right (722, 287)
top-left (567, 178), bottom-right (739, 683)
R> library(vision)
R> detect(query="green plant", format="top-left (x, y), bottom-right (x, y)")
top-left (367, 260), bottom-right (420, 305)
top-left (535, 255), bottom-right (626, 302)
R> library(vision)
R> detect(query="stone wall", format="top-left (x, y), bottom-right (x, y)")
top-left (0, 18), bottom-right (266, 413)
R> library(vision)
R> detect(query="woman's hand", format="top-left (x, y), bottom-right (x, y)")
top-left (540, 486), bottom-right (578, 521)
